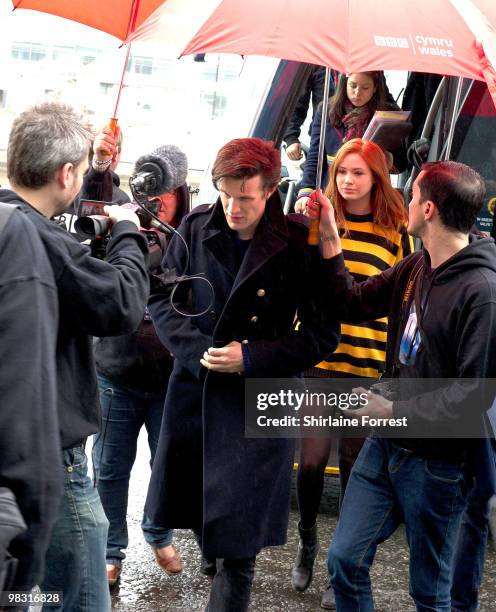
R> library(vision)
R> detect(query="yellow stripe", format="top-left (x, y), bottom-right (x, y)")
top-left (332, 343), bottom-right (385, 361)
top-left (346, 260), bottom-right (385, 277)
top-left (341, 323), bottom-right (387, 341)
top-left (316, 362), bottom-right (381, 377)
top-left (341, 238), bottom-right (397, 267)
top-left (294, 462), bottom-right (340, 476)
top-left (344, 221), bottom-right (402, 246)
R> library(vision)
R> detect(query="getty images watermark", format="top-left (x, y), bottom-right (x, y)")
top-left (244, 378), bottom-right (496, 439)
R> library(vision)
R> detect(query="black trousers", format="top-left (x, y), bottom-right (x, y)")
top-left (194, 530), bottom-right (256, 612)
top-left (204, 556), bottom-right (256, 612)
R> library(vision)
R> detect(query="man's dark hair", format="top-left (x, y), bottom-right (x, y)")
top-left (212, 138), bottom-right (280, 192)
top-left (418, 161), bottom-right (485, 233)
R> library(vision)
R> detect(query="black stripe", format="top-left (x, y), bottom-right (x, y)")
top-left (327, 353), bottom-right (386, 371)
top-left (344, 228), bottom-right (400, 254)
top-left (340, 334), bottom-right (387, 351)
top-left (342, 319), bottom-right (388, 333)
top-left (343, 249), bottom-right (393, 272)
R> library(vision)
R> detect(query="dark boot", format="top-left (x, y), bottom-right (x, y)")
top-left (291, 522), bottom-right (319, 592)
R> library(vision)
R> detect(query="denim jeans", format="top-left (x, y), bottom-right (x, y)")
top-left (328, 438), bottom-right (468, 612)
top-left (451, 485), bottom-right (490, 611)
top-left (41, 446), bottom-right (110, 612)
top-left (92, 375), bottom-right (173, 566)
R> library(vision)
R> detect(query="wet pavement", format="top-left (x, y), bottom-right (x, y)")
top-left (109, 432), bottom-right (496, 611)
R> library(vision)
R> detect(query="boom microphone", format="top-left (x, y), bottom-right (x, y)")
top-left (130, 144), bottom-right (188, 196)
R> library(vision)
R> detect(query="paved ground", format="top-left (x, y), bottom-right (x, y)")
top-left (108, 432), bottom-right (496, 611)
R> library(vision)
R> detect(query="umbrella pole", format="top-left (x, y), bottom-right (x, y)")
top-left (315, 67), bottom-right (332, 192)
top-left (307, 66), bottom-right (332, 245)
top-left (113, 43), bottom-right (132, 118)
top-left (113, 0), bottom-right (141, 119)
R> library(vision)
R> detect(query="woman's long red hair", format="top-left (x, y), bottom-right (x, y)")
top-left (324, 138), bottom-right (407, 237)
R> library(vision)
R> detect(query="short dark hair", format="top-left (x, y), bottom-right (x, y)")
top-left (418, 161), bottom-right (485, 233)
top-left (7, 102), bottom-right (91, 189)
top-left (212, 138), bottom-right (280, 192)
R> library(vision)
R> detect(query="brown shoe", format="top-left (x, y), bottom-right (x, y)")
top-left (152, 544), bottom-right (184, 574)
top-left (106, 564), bottom-right (121, 586)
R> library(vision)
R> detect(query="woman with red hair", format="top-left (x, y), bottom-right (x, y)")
top-left (292, 138), bottom-right (413, 609)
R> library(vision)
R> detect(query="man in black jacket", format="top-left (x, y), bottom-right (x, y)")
top-left (0, 205), bottom-right (61, 595)
top-left (145, 138), bottom-right (340, 612)
top-left (302, 161), bottom-right (496, 611)
top-left (0, 102), bottom-right (149, 611)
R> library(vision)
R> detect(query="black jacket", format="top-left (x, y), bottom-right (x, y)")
top-left (145, 193), bottom-right (340, 558)
top-left (73, 166), bottom-right (130, 215)
top-left (283, 65), bottom-right (328, 146)
top-left (324, 235), bottom-right (496, 460)
top-left (79, 169), bottom-right (191, 391)
top-left (0, 189), bottom-right (150, 449)
top-left (0, 207), bottom-right (62, 591)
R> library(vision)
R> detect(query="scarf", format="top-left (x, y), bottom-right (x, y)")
top-left (341, 101), bottom-right (372, 142)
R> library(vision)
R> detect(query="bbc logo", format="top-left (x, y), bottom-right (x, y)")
top-left (374, 36), bottom-right (409, 49)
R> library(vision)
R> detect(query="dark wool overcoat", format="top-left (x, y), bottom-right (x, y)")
top-left (145, 192), bottom-right (340, 558)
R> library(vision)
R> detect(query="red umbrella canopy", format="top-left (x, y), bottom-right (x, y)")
top-left (175, 0), bottom-right (496, 100)
top-left (11, 0), bottom-right (166, 41)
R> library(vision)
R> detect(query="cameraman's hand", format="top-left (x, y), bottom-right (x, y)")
top-left (104, 204), bottom-right (140, 229)
top-left (200, 341), bottom-right (244, 373)
top-left (347, 386), bottom-right (393, 419)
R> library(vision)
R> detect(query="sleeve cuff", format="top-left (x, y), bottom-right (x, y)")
top-left (241, 342), bottom-right (253, 376)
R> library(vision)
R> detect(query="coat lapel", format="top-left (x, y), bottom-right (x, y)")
top-left (201, 203), bottom-right (238, 281)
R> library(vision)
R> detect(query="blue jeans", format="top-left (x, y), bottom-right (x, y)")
top-left (92, 375), bottom-right (173, 566)
top-left (328, 438), bottom-right (468, 612)
top-left (451, 486), bottom-right (490, 611)
top-left (41, 446), bottom-right (110, 612)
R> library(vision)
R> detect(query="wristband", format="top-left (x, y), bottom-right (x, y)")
top-left (92, 158), bottom-right (112, 172)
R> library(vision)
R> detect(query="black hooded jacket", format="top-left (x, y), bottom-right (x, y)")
top-left (0, 189), bottom-right (150, 449)
top-left (324, 235), bottom-right (496, 460)
top-left (0, 206), bottom-right (61, 591)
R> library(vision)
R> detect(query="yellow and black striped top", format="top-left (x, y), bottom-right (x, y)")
top-left (317, 212), bottom-right (413, 378)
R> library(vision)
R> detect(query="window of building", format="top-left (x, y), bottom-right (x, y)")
top-left (134, 56), bottom-right (153, 75)
top-left (11, 42), bottom-right (46, 61)
top-left (53, 46), bottom-right (75, 62)
top-left (76, 46), bottom-right (99, 66)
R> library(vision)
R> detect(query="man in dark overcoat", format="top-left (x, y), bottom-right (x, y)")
top-left (146, 137), bottom-right (340, 611)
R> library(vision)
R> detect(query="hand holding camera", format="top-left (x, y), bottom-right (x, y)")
top-left (104, 204), bottom-right (140, 229)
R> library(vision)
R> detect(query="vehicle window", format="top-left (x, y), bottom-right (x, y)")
top-left (449, 81), bottom-right (496, 233)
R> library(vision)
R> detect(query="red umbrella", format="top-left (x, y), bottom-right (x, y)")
top-left (173, 0), bottom-right (496, 105)
top-left (10, 0), bottom-right (222, 119)
top-left (11, 0), bottom-right (164, 42)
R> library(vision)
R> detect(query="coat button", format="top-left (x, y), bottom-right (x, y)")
top-left (210, 311), bottom-right (217, 320)
top-left (256, 288), bottom-right (266, 297)
top-left (250, 315), bottom-right (258, 324)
